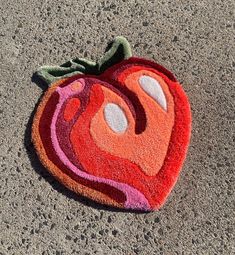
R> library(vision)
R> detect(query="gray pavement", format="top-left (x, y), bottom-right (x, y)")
top-left (0, 0), bottom-right (234, 254)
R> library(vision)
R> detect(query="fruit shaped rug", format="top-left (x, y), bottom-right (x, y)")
top-left (32, 36), bottom-right (191, 211)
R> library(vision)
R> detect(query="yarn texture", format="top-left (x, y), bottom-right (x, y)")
top-left (32, 37), bottom-right (191, 211)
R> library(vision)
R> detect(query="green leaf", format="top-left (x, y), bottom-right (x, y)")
top-left (36, 58), bottom-right (97, 85)
top-left (97, 36), bottom-right (132, 73)
top-left (35, 36), bottom-right (132, 86)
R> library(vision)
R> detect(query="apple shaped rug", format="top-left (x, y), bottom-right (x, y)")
top-left (32, 36), bottom-right (191, 211)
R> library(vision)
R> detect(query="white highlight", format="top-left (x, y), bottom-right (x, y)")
top-left (139, 75), bottom-right (167, 111)
top-left (104, 103), bottom-right (128, 133)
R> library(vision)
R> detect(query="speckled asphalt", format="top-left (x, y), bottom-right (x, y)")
top-left (0, 0), bottom-right (234, 254)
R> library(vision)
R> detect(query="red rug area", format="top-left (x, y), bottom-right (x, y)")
top-left (32, 38), bottom-right (191, 211)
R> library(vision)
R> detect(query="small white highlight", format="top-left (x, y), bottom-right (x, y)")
top-left (139, 75), bottom-right (167, 111)
top-left (104, 103), bottom-right (128, 133)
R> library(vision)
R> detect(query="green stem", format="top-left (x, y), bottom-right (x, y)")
top-left (35, 36), bottom-right (132, 86)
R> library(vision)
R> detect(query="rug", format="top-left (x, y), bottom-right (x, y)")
top-left (32, 36), bottom-right (191, 211)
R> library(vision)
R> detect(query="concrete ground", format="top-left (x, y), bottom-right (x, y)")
top-left (0, 0), bottom-right (234, 254)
